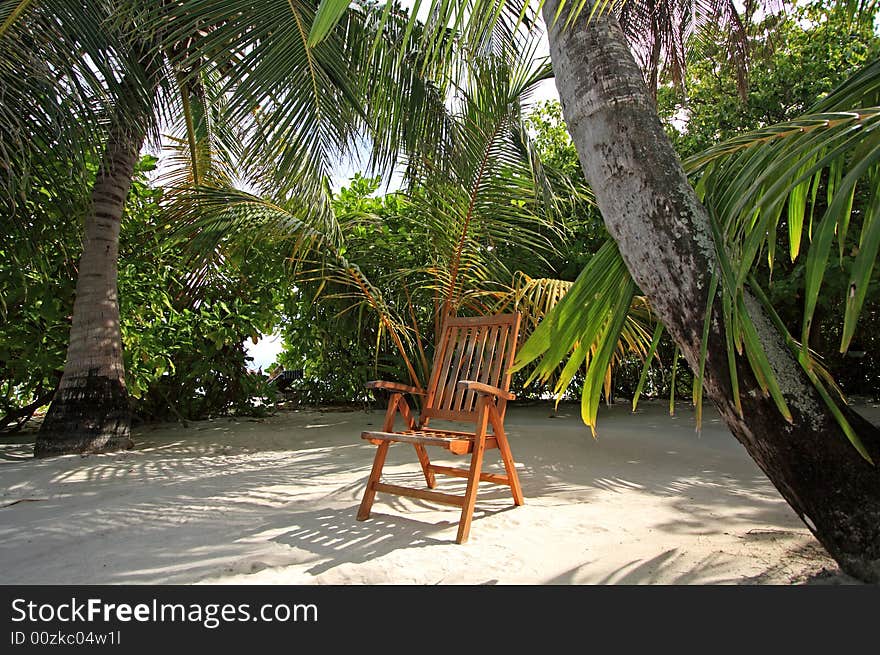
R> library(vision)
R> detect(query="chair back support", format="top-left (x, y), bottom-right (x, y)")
top-left (422, 313), bottom-right (521, 424)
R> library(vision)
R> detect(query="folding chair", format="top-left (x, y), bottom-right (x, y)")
top-left (356, 313), bottom-right (524, 543)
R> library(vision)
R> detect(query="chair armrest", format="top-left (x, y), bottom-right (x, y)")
top-left (456, 380), bottom-right (515, 401)
top-left (366, 380), bottom-right (426, 395)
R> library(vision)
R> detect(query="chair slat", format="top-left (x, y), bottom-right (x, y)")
top-left (441, 329), bottom-right (467, 411)
top-left (496, 317), bottom-right (520, 420)
top-left (421, 314), bottom-right (519, 424)
top-left (428, 325), bottom-right (459, 411)
top-left (477, 325), bottom-right (501, 387)
top-left (452, 325), bottom-right (483, 411)
top-left (488, 324), bottom-right (510, 390)
top-left (463, 326), bottom-right (492, 411)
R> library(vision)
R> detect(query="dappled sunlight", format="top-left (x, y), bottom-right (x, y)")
top-left (0, 403), bottom-right (835, 584)
top-left (0, 446), bottom-right (36, 461)
top-left (272, 509), bottom-right (453, 574)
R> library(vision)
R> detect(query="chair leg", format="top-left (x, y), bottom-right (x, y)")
top-left (413, 444), bottom-right (436, 488)
top-left (357, 391), bottom-right (402, 520)
top-left (357, 441), bottom-right (390, 521)
top-left (495, 428), bottom-right (524, 506)
top-left (488, 404), bottom-right (523, 506)
top-left (456, 436), bottom-right (486, 544)
top-left (456, 398), bottom-right (490, 544)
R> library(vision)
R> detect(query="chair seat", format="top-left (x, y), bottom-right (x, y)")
top-left (362, 429), bottom-right (498, 455)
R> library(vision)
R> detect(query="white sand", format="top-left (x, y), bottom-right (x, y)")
top-left (0, 401), bottom-right (866, 585)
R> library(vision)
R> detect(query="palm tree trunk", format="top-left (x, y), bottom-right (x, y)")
top-left (34, 108), bottom-right (148, 457)
top-left (543, 0), bottom-right (880, 581)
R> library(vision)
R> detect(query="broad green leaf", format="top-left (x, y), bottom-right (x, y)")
top-left (307, 0), bottom-right (350, 47)
top-left (737, 295), bottom-right (793, 423)
top-left (802, 167), bottom-right (862, 352)
top-left (582, 278), bottom-right (635, 434)
top-left (694, 270), bottom-right (719, 431)
top-left (721, 287), bottom-right (742, 417)
top-left (786, 157), bottom-right (816, 261)
top-left (841, 170), bottom-right (880, 352)
top-left (800, 352), bottom-right (873, 463)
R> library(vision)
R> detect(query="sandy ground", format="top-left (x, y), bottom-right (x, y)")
top-left (1, 401), bottom-right (872, 585)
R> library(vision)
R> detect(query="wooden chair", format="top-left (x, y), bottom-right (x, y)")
top-left (356, 313), bottom-right (524, 543)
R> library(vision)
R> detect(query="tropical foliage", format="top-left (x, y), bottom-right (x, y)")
top-left (1, 154), bottom-right (286, 429)
top-left (440, 1), bottom-right (880, 447)
top-left (3, 0), bottom-right (879, 581)
top-left (3, 0), bottom-right (877, 433)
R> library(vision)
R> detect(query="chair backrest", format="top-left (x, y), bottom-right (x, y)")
top-left (421, 313), bottom-right (521, 425)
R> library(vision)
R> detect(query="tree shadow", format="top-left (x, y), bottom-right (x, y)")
top-left (545, 540), bottom-right (837, 585)
top-left (0, 403), bottom-right (846, 584)
top-left (0, 427), bottom-right (520, 583)
top-left (266, 508), bottom-right (452, 575)
top-left (546, 549), bottom-right (744, 584)
top-left (505, 402), bottom-right (810, 537)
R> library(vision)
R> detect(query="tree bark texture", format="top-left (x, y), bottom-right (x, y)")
top-left (543, 0), bottom-right (880, 581)
top-left (34, 116), bottom-right (146, 457)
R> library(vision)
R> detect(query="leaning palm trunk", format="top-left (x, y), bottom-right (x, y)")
top-left (34, 100), bottom-right (150, 457)
top-left (543, 0), bottom-right (880, 581)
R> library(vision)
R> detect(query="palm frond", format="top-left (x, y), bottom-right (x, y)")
top-left (166, 184), bottom-right (424, 385)
top-left (686, 58), bottom-right (880, 354)
top-left (402, 45), bottom-right (563, 320)
top-left (512, 240), bottom-right (646, 433)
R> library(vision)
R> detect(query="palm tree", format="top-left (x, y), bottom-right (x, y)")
top-left (3, 0), bottom-right (426, 455)
top-left (166, 37), bottom-right (575, 389)
top-left (2, 1), bottom-right (168, 455)
top-left (539, 0), bottom-right (880, 582)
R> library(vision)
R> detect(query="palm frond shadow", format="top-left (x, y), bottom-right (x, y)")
top-left (266, 508), bottom-right (454, 575)
top-left (0, 406), bottom-right (834, 584)
top-left (547, 549), bottom-right (742, 584)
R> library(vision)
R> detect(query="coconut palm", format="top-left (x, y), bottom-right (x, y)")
top-left (541, 2), bottom-right (880, 581)
top-left (2, 1), bottom-right (173, 456)
top-left (3, 0), bottom-right (437, 455)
